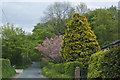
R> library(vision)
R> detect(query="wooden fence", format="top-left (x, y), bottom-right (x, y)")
top-left (74, 39), bottom-right (120, 79)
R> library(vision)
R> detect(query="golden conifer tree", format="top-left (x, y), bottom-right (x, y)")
top-left (60, 13), bottom-right (101, 69)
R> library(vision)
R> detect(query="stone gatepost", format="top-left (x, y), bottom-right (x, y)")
top-left (75, 66), bottom-right (80, 80)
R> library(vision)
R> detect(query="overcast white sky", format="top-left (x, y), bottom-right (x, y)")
top-left (0, 0), bottom-right (119, 33)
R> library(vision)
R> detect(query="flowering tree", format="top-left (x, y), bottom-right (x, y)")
top-left (35, 35), bottom-right (63, 63)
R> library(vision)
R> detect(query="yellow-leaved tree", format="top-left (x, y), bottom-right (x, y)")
top-left (60, 13), bottom-right (101, 69)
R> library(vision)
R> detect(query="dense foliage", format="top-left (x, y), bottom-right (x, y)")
top-left (35, 35), bottom-right (63, 63)
top-left (1, 23), bottom-right (54, 68)
top-left (41, 61), bottom-right (83, 78)
top-left (60, 13), bottom-right (101, 69)
top-left (85, 6), bottom-right (118, 47)
top-left (1, 23), bottom-right (32, 68)
top-left (1, 2), bottom-right (119, 79)
top-left (1, 58), bottom-right (16, 79)
top-left (32, 28), bottom-right (55, 43)
top-left (88, 47), bottom-right (120, 78)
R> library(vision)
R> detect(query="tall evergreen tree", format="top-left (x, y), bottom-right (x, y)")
top-left (60, 13), bottom-right (101, 69)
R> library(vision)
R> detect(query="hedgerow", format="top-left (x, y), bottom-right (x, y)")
top-left (1, 58), bottom-right (16, 79)
top-left (41, 61), bottom-right (83, 78)
top-left (87, 47), bottom-right (120, 78)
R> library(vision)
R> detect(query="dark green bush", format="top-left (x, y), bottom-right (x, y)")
top-left (42, 61), bottom-right (83, 78)
top-left (15, 57), bottom-right (32, 69)
top-left (40, 61), bottom-right (49, 69)
top-left (1, 58), bottom-right (16, 79)
top-left (87, 47), bottom-right (120, 78)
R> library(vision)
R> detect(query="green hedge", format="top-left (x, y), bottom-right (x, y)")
top-left (1, 58), bottom-right (16, 79)
top-left (40, 61), bottom-right (49, 69)
top-left (87, 47), bottom-right (120, 78)
top-left (42, 61), bottom-right (83, 78)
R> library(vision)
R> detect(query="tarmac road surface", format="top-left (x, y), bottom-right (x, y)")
top-left (15, 62), bottom-right (48, 80)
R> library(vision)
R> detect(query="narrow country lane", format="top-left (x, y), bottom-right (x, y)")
top-left (15, 62), bottom-right (48, 80)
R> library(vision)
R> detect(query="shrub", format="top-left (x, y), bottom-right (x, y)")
top-left (40, 61), bottom-right (49, 69)
top-left (64, 61), bottom-right (83, 77)
top-left (42, 66), bottom-right (72, 79)
top-left (42, 61), bottom-right (83, 78)
top-left (60, 13), bottom-right (101, 69)
top-left (35, 35), bottom-right (63, 63)
top-left (87, 47), bottom-right (120, 78)
top-left (1, 58), bottom-right (16, 79)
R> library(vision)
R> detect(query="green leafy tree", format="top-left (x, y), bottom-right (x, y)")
top-left (107, 5), bottom-right (118, 19)
top-left (31, 26), bottom-right (56, 61)
top-left (60, 13), bottom-right (101, 69)
top-left (85, 8), bottom-right (118, 47)
top-left (32, 28), bottom-right (55, 43)
top-left (25, 34), bottom-right (42, 61)
top-left (1, 23), bottom-right (31, 67)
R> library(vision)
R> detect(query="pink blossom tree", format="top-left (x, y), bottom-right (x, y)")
top-left (35, 35), bottom-right (63, 63)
